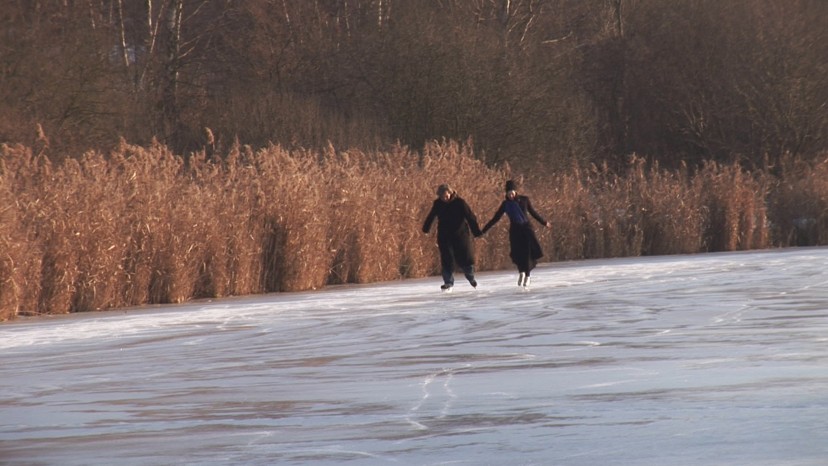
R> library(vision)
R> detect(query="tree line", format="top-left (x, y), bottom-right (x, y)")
top-left (2, 0), bottom-right (826, 171)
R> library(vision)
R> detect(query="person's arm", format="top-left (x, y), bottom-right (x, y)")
top-left (464, 200), bottom-right (483, 237)
top-left (481, 202), bottom-right (506, 234)
top-left (525, 197), bottom-right (551, 227)
top-left (422, 201), bottom-right (438, 233)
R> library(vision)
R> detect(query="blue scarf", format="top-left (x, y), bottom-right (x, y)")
top-left (504, 199), bottom-right (528, 224)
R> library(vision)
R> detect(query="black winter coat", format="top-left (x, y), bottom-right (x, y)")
top-left (422, 194), bottom-right (482, 267)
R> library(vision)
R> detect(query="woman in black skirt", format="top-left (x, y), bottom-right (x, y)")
top-left (481, 180), bottom-right (551, 288)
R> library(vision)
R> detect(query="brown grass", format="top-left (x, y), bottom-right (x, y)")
top-left (767, 154), bottom-right (828, 245)
top-left (1, 141), bottom-right (826, 321)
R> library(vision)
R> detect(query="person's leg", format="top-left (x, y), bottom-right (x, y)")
top-left (510, 226), bottom-right (532, 287)
top-left (439, 244), bottom-right (455, 288)
top-left (461, 264), bottom-right (477, 288)
top-left (441, 267), bottom-right (454, 288)
top-left (523, 253), bottom-right (536, 288)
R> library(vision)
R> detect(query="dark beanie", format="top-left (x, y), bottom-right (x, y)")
top-left (505, 180), bottom-right (517, 192)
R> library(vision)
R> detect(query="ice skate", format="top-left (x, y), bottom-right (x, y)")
top-left (517, 273), bottom-right (530, 289)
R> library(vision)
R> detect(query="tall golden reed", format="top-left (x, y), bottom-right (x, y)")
top-left (768, 154), bottom-right (828, 245)
top-left (1, 141), bottom-right (826, 321)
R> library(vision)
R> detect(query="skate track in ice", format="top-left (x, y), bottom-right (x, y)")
top-left (1, 247), bottom-right (827, 465)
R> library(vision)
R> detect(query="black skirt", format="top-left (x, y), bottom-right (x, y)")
top-left (509, 223), bottom-right (543, 272)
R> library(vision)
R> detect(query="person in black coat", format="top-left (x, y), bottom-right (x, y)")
top-left (422, 184), bottom-right (482, 290)
top-left (481, 180), bottom-right (551, 288)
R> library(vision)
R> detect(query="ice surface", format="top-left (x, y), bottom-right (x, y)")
top-left (1, 248), bottom-right (827, 465)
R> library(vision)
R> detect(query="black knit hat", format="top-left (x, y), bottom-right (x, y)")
top-left (504, 180), bottom-right (517, 192)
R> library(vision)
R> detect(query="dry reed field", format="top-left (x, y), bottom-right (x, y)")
top-left (1, 141), bottom-right (826, 321)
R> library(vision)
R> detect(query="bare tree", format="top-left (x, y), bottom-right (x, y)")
top-left (160, 0), bottom-right (183, 142)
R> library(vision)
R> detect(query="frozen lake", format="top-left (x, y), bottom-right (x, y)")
top-left (2, 248), bottom-right (828, 465)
